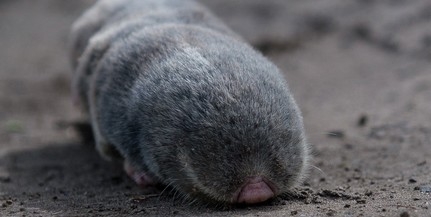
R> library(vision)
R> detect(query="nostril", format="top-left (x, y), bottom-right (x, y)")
top-left (233, 176), bottom-right (276, 204)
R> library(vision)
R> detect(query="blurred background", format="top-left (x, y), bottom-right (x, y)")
top-left (0, 0), bottom-right (430, 216)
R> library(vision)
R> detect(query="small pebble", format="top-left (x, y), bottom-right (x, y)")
top-left (417, 161), bottom-right (426, 166)
top-left (344, 144), bottom-right (354, 150)
top-left (419, 186), bottom-right (431, 193)
top-left (351, 23), bottom-right (372, 40)
top-left (357, 114), bottom-right (368, 127)
top-left (356, 199), bottom-right (366, 204)
top-left (327, 130), bottom-right (345, 138)
top-left (408, 178), bottom-right (417, 184)
top-left (327, 210), bottom-right (336, 216)
top-left (400, 211), bottom-right (410, 217)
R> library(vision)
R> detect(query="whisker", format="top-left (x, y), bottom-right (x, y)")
top-left (310, 164), bottom-right (326, 176)
top-left (159, 181), bottom-right (175, 199)
top-left (305, 131), bottom-right (343, 137)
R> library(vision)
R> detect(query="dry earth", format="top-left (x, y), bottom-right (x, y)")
top-left (0, 0), bottom-right (430, 216)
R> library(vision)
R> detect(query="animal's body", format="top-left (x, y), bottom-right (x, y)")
top-left (70, 0), bottom-right (309, 204)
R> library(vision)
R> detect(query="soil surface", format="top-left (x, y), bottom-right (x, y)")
top-left (1, 0), bottom-right (431, 216)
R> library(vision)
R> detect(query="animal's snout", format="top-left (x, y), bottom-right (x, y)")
top-left (233, 176), bottom-right (276, 204)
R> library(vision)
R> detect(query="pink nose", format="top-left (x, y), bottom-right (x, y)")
top-left (234, 177), bottom-right (276, 204)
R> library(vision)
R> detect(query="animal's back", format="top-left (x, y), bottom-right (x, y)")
top-left (70, 0), bottom-right (235, 68)
top-left (70, 0), bottom-right (237, 112)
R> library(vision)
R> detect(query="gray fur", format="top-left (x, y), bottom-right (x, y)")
top-left (70, 0), bottom-right (309, 204)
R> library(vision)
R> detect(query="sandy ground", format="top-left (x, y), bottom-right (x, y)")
top-left (1, 0), bottom-right (431, 216)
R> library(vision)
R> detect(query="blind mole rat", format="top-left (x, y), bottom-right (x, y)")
top-left (69, 0), bottom-right (310, 205)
